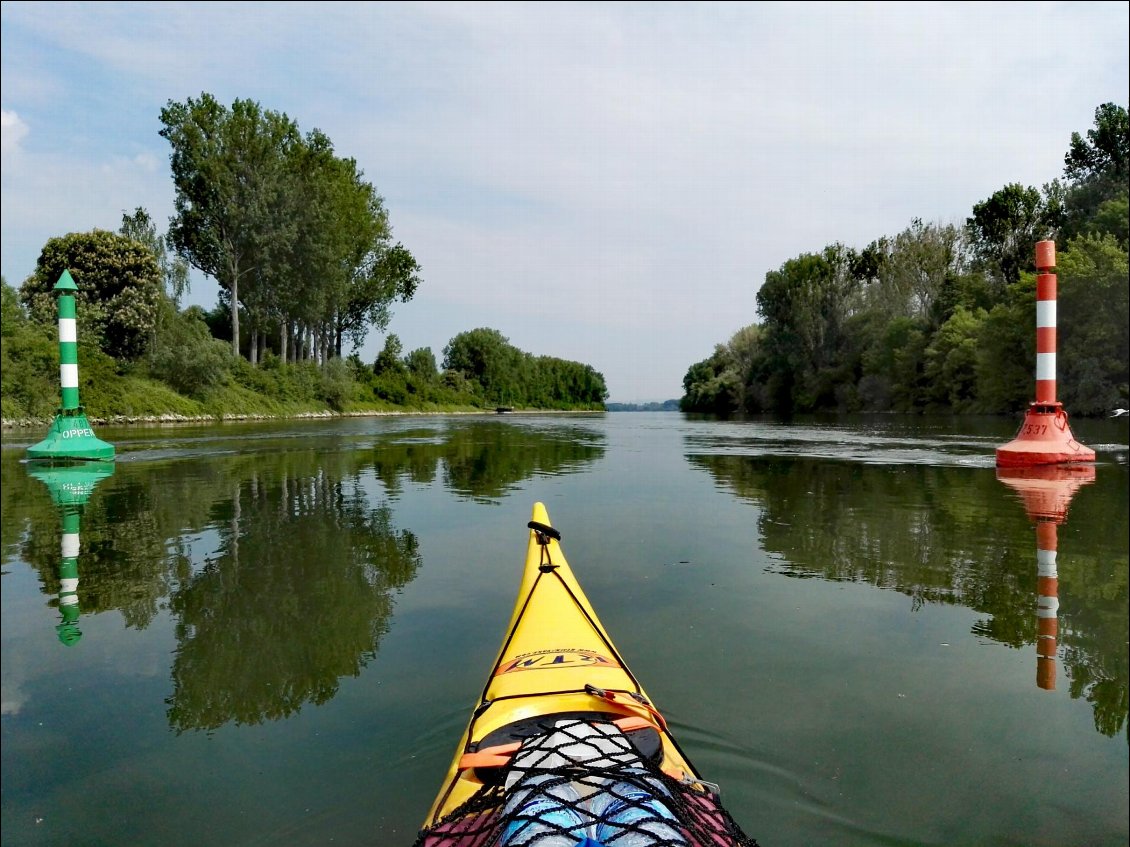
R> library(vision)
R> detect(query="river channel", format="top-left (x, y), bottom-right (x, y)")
top-left (2, 412), bottom-right (1127, 846)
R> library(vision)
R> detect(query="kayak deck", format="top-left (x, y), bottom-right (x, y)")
top-left (416, 503), bottom-right (757, 846)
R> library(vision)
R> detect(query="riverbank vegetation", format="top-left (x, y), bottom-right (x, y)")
top-left (1, 92), bottom-right (607, 424)
top-left (682, 103), bottom-right (1129, 417)
top-left (2, 272), bottom-right (607, 422)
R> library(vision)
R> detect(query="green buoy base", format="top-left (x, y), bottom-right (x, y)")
top-left (27, 462), bottom-right (116, 507)
top-left (26, 409), bottom-right (115, 462)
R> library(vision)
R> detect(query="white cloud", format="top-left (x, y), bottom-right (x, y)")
top-left (1, 109), bottom-right (29, 154)
top-left (1, 145), bottom-right (176, 285)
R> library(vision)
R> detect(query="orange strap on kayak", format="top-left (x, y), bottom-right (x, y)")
top-left (457, 715), bottom-right (661, 771)
top-left (584, 685), bottom-right (669, 733)
top-left (458, 741), bottom-right (522, 770)
top-left (611, 715), bottom-right (655, 733)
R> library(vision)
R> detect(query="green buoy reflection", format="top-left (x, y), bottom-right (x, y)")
top-left (26, 462), bottom-right (116, 646)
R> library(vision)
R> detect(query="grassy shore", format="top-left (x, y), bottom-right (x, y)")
top-left (2, 333), bottom-right (602, 429)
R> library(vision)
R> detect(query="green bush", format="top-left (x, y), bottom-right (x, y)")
top-left (372, 371), bottom-right (409, 406)
top-left (147, 309), bottom-right (233, 398)
top-left (0, 322), bottom-right (59, 419)
top-left (318, 358), bottom-right (357, 411)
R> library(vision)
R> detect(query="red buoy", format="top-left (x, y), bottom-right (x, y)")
top-left (996, 241), bottom-right (1095, 467)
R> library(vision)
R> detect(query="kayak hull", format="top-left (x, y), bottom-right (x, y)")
top-left (423, 502), bottom-right (701, 825)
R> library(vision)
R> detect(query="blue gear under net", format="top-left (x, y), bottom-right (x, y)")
top-left (414, 718), bottom-right (758, 847)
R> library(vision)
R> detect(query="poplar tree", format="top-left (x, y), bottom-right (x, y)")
top-left (160, 94), bottom-right (300, 357)
top-left (160, 94), bottom-right (420, 363)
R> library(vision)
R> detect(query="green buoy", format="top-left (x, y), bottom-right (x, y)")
top-left (26, 270), bottom-right (115, 462)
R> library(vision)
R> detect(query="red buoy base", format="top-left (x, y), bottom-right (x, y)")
top-left (995, 463), bottom-right (1096, 522)
top-left (996, 403), bottom-right (1095, 468)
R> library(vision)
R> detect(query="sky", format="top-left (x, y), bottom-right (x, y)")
top-left (1, 3), bottom-right (1127, 402)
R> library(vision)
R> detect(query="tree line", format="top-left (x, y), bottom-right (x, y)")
top-left (682, 103), bottom-right (1129, 417)
top-left (1, 92), bottom-right (608, 417)
top-left (343, 326), bottom-right (608, 410)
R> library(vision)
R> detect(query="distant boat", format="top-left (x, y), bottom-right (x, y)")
top-left (495, 406), bottom-right (513, 415)
top-left (1111, 408), bottom-right (1128, 418)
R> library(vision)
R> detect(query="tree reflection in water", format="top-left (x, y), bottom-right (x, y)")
top-left (3, 420), bottom-right (605, 732)
top-left (369, 421), bottom-right (604, 501)
top-left (167, 481), bottom-right (420, 732)
top-left (689, 454), bottom-right (1128, 741)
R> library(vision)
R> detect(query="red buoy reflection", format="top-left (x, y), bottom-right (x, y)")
top-left (996, 464), bottom-right (1095, 690)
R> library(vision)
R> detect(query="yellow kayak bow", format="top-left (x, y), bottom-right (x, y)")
top-left (416, 503), bottom-right (756, 846)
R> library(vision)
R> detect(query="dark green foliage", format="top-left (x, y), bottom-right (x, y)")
top-left (442, 328), bottom-right (607, 409)
top-left (365, 334), bottom-right (413, 405)
top-left (344, 243), bottom-right (421, 348)
top-left (160, 94), bottom-right (300, 355)
top-left (1, 278), bottom-right (24, 336)
top-left (3, 90), bottom-right (608, 421)
top-left (2, 305), bottom-right (606, 419)
top-left (974, 301), bottom-right (1035, 414)
top-left (374, 333), bottom-right (406, 376)
top-left (1088, 193), bottom-right (1129, 248)
top-left (1064, 102), bottom-right (1129, 184)
top-left (19, 230), bottom-right (163, 361)
top-left (443, 327), bottom-right (521, 403)
top-left (680, 325), bottom-right (763, 414)
top-left (1, 299), bottom-right (58, 419)
top-left (923, 307), bottom-right (984, 410)
top-left (120, 207), bottom-right (191, 305)
top-left (317, 357), bottom-right (356, 411)
top-left (227, 357), bottom-right (327, 405)
top-left (863, 317), bottom-right (931, 412)
top-left (870, 219), bottom-right (965, 325)
top-left (931, 270), bottom-right (996, 326)
top-left (1061, 104), bottom-right (1130, 249)
top-left (966, 183), bottom-right (1061, 286)
top-left (1056, 234), bottom-right (1130, 413)
top-left (752, 247), bottom-right (858, 413)
top-left (405, 346), bottom-right (438, 381)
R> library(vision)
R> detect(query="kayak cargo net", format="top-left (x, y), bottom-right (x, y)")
top-left (415, 717), bottom-right (758, 847)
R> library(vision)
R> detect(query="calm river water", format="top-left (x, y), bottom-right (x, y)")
top-left (2, 413), bottom-right (1127, 846)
